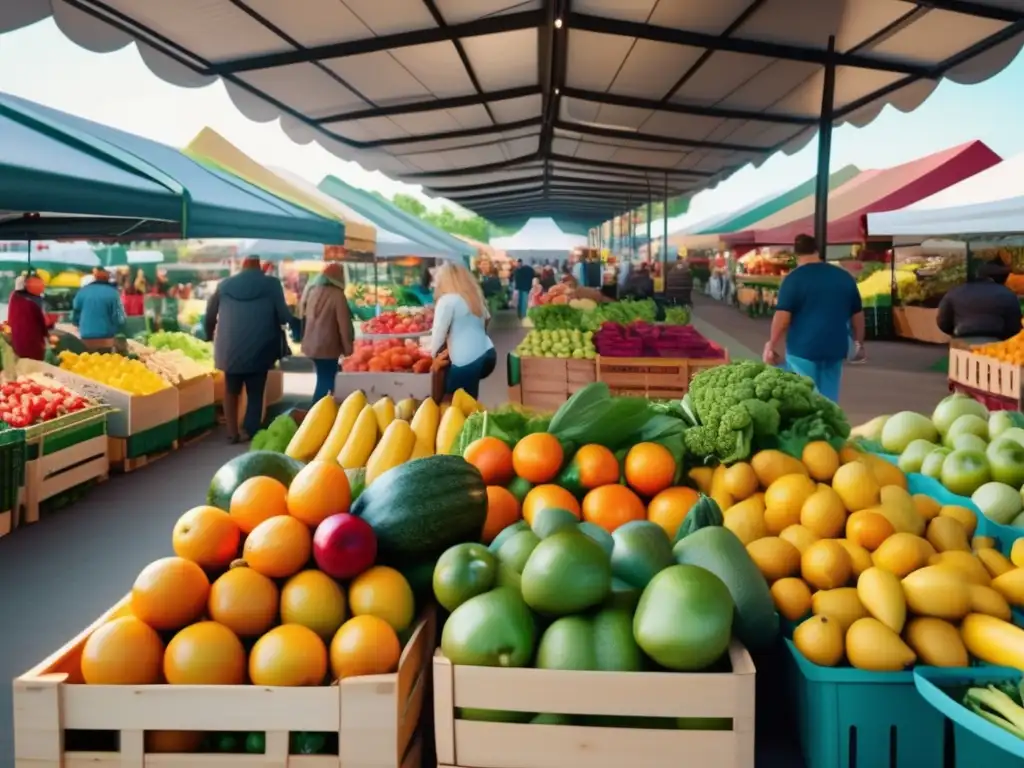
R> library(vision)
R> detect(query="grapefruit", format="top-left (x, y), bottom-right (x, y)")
top-left (280, 570), bottom-right (347, 641)
top-left (348, 566), bottom-right (415, 632)
top-left (80, 616), bottom-right (164, 684)
top-left (131, 557), bottom-right (210, 631)
top-left (207, 562), bottom-right (280, 637)
top-left (330, 615), bottom-right (401, 680)
top-left (172, 506), bottom-right (241, 570)
top-left (249, 624), bottom-right (328, 686)
top-left (163, 621), bottom-right (247, 685)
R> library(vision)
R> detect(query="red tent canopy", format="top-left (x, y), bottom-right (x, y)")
top-left (732, 142), bottom-right (1002, 247)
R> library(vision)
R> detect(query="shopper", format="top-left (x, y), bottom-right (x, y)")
top-left (7, 274), bottom-right (50, 360)
top-left (72, 268), bottom-right (125, 349)
top-left (512, 259), bottom-right (535, 319)
top-left (299, 262), bottom-right (354, 403)
top-left (623, 263), bottom-right (655, 300)
top-left (937, 260), bottom-right (1022, 343)
top-left (204, 256), bottom-right (291, 443)
top-left (430, 262), bottom-right (496, 400)
top-left (665, 259), bottom-right (694, 305)
top-left (763, 234), bottom-right (865, 403)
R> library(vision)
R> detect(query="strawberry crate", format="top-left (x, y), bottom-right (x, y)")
top-left (948, 348), bottom-right (1022, 410)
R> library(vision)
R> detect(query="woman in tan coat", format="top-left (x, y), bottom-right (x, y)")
top-left (299, 262), bottom-right (354, 402)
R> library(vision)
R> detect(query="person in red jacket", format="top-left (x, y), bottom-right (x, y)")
top-left (7, 274), bottom-right (50, 360)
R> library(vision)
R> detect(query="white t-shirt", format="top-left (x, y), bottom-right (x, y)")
top-left (430, 293), bottom-right (494, 366)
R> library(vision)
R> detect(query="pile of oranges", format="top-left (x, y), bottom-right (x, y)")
top-left (79, 460), bottom-right (415, 690)
top-left (463, 432), bottom-right (699, 541)
top-left (974, 328), bottom-right (1024, 364)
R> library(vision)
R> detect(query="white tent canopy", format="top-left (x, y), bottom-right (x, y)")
top-left (490, 218), bottom-right (587, 261)
top-left (868, 154), bottom-right (1024, 240)
top-left (126, 250), bottom-right (163, 265)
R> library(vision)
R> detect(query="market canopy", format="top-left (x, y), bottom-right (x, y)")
top-left (0, 92), bottom-right (344, 244)
top-left (739, 141), bottom-right (1001, 245)
top-left (490, 217), bottom-right (587, 260)
top-left (0, 241), bottom-right (100, 269)
top-left (318, 175), bottom-right (473, 261)
top-left (7, 3), bottom-right (1023, 227)
top-left (868, 151), bottom-right (1024, 240)
top-left (185, 127), bottom-right (374, 253)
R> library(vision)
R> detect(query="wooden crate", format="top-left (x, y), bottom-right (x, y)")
top-left (18, 359), bottom-right (179, 438)
top-left (519, 357), bottom-right (597, 410)
top-left (14, 600), bottom-right (436, 768)
top-left (22, 434), bottom-right (109, 525)
top-left (596, 354), bottom-right (729, 399)
top-left (433, 641), bottom-right (756, 768)
top-left (948, 347), bottom-right (1022, 405)
top-left (176, 374), bottom-right (215, 416)
top-left (334, 372), bottom-right (432, 402)
top-left (893, 307), bottom-right (950, 345)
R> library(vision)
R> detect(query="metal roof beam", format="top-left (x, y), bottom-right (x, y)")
top-left (912, 1), bottom-right (1024, 23)
top-left (548, 153), bottom-right (713, 178)
top-left (560, 87), bottom-right (816, 125)
top-left (428, 173), bottom-right (677, 197)
top-left (420, 0), bottom-right (497, 125)
top-left (358, 118), bottom-right (543, 149)
top-left (554, 120), bottom-right (768, 154)
top-left (568, 12), bottom-right (932, 77)
top-left (207, 9), bottom-right (545, 74)
top-left (316, 85), bottom-right (540, 124)
top-left (406, 154), bottom-right (543, 179)
top-left (455, 187), bottom-right (665, 205)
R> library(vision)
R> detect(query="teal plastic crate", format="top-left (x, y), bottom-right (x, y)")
top-left (123, 420), bottom-right (179, 458)
top-left (784, 639), bottom-right (947, 768)
top-left (915, 667), bottom-right (1024, 766)
top-left (0, 427), bottom-right (26, 513)
top-left (178, 404), bottom-right (216, 440)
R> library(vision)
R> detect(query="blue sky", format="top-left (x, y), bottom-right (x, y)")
top-left (2, 18), bottom-right (1023, 222)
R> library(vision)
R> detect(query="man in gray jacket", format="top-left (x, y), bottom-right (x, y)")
top-left (205, 257), bottom-right (291, 442)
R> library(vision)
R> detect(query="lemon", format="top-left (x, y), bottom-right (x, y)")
top-left (793, 615), bottom-right (844, 667)
top-left (779, 524), bottom-right (820, 554)
top-left (770, 577), bottom-right (813, 621)
top-left (801, 539), bottom-right (853, 590)
top-left (746, 537), bottom-right (801, 583)
top-left (722, 462), bottom-right (759, 500)
top-left (723, 496), bottom-right (767, 545)
top-left (764, 474), bottom-right (817, 535)
top-left (800, 487), bottom-right (846, 538)
top-left (801, 441), bottom-right (840, 482)
top-left (831, 461), bottom-right (880, 512)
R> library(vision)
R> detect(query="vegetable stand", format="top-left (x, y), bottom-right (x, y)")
top-left (949, 346), bottom-right (1024, 411)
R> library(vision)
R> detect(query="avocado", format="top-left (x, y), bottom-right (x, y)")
top-left (521, 530), bottom-right (611, 615)
top-left (488, 520), bottom-right (528, 554)
top-left (441, 587), bottom-right (536, 667)
top-left (432, 543), bottom-right (497, 612)
top-left (531, 507), bottom-right (580, 539)
top-left (536, 608), bottom-right (643, 672)
top-left (611, 520), bottom-right (674, 589)
top-left (672, 526), bottom-right (780, 651)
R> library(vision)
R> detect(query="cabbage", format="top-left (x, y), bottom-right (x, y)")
top-left (943, 414), bottom-right (988, 447)
top-left (990, 411), bottom-right (1024, 441)
top-left (972, 481), bottom-right (1022, 525)
top-left (932, 394), bottom-right (988, 437)
top-left (898, 439), bottom-right (938, 474)
top-left (881, 411), bottom-right (939, 454)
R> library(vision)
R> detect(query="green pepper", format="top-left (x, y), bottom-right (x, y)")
top-left (290, 732), bottom-right (327, 755)
top-left (245, 733), bottom-right (265, 754)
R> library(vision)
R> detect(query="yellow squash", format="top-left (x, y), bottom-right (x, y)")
top-left (961, 613), bottom-right (1024, 669)
top-left (436, 405), bottom-right (466, 455)
top-left (452, 388), bottom-right (482, 417)
top-left (372, 396), bottom-right (396, 432)
top-left (315, 390), bottom-right (366, 462)
top-left (285, 394), bottom-right (338, 461)
top-left (395, 397), bottom-right (419, 421)
top-left (365, 420), bottom-right (416, 485)
top-left (408, 398), bottom-right (440, 460)
top-left (338, 405), bottom-right (378, 469)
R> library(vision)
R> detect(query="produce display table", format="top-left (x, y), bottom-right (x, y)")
top-left (894, 306), bottom-right (949, 345)
top-left (13, 600), bottom-right (436, 768)
top-left (947, 347), bottom-right (1021, 410)
top-left (508, 356), bottom-right (596, 410)
top-left (434, 641), bottom-right (755, 768)
top-left (334, 371), bottom-right (432, 402)
top-left (175, 374), bottom-right (216, 441)
top-left (597, 352), bottom-right (728, 399)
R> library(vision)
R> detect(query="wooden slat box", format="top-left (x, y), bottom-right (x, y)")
top-left (22, 434), bottom-right (109, 525)
top-left (14, 600), bottom-right (436, 768)
top-left (596, 354), bottom-right (729, 399)
top-left (433, 640), bottom-right (756, 768)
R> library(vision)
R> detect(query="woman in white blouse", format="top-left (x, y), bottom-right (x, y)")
top-left (430, 262), bottom-right (496, 399)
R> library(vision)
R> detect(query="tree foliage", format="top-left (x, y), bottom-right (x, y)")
top-left (390, 193), bottom-right (495, 242)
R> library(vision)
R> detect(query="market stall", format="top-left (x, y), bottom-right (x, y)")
top-left (490, 218), bottom-right (588, 263)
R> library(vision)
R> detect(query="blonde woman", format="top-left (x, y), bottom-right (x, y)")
top-left (430, 262), bottom-right (496, 399)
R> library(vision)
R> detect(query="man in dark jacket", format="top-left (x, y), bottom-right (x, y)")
top-left (512, 259), bottom-right (535, 319)
top-left (937, 261), bottom-right (1022, 342)
top-left (665, 260), bottom-right (694, 305)
top-left (205, 257), bottom-right (291, 442)
top-left (622, 263), bottom-right (655, 300)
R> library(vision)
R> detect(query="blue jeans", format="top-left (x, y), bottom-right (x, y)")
top-left (312, 358), bottom-right (338, 403)
top-left (786, 355), bottom-right (843, 403)
top-left (446, 348), bottom-right (497, 399)
top-left (517, 290), bottom-right (529, 318)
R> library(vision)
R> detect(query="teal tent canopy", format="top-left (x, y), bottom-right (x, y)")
top-left (0, 92), bottom-right (343, 245)
top-left (319, 176), bottom-right (473, 261)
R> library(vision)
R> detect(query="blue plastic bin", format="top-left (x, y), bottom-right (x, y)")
top-left (915, 666), bottom-right (1024, 766)
top-left (785, 640), bottom-right (947, 768)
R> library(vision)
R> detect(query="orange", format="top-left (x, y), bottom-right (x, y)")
top-left (172, 505), bottom-right (241, 570)
top-left (801, 539), bottom-right (853, 591)
top-left (250, 624), bottom-right (328, 686)
top-left (131, 557), bottom-right (210, 631)
top-left (229, 476), bottom-right (289, 534)
top-left (512, 433), bottom-right (564, 483)
top-left (571, 444), bottom-right (621, 489)
top-left (330, 615), bottom-right (401, 680)
top-left (163, 621), bottom-right (247, 685)
top-left (348, 566), bottom-right (415, 632)
top-left (846, 510), bottom-right (895, 551)
top-left (522, 484), bottom-right (581, 526)
top-left (582, 484), bottom-right (646, 533)
top-left (80, 616), bottom-right (164, 684)
top-left (145, 732), bottom-right (204, 753)
top-left (623, 442), bottom-right (676, 497)
top-left (281, 570), bottom-right (348, 641)
top-left (646, 486), bottom-right (700, 539)
top-left (482, 486), bottom-right (521, 543)
top-left (242, 515), bottom-right (312, 579)
top-left (207, 562), bottom-right (280, 637)
top-left (464, 437), bottom-right (515, 485)
top-left (286, 460), bottom-right (351, 527)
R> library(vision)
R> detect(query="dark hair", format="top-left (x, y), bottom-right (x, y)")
top-left (978, 260), bottom-right (1011, 285)
top-left (794, 234), bottom-right (817, 256)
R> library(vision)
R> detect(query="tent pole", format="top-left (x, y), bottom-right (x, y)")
top-left (814, 35), bottom-right (837, 261)
top-left (646, 197), bottom-right (652, 265)
top-left (627, 195), bottom-right (634, 263)
top-left (663, 172), bottom-right (669, 274)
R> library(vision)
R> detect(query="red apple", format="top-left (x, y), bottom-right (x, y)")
top-left (312, 513), bottom-right (377, 579)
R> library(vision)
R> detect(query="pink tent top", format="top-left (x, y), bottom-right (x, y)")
top-left (728, 141), bottom-right (1002, 247)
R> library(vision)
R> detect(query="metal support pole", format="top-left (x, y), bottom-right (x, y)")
top-left (814, 36), bottom-right (837, 260)
top-left (627, 196), bottom-right (634, 262)
top-left (646, 198), bottom-right (652, 264)
top-left (663, 173), bottom-right (669, 274)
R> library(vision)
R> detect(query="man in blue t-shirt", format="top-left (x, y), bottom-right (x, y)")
top-left (763, 235), bottom-right (865, 403)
